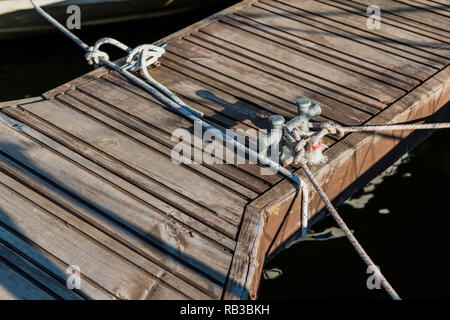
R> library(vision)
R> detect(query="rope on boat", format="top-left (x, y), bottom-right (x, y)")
top-left (30, 0), bottom-right (310, 236)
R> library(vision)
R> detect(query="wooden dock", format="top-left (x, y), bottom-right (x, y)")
top-left (0, 0), bottom-right (448, 300)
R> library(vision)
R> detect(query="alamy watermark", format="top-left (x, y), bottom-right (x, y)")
top-left (366, 5), bottom-right (381, 30)
top-left (366, 265), bottom-right (382, 290)
top-left (66, 265), bottom-right (81, 290)
top-left (66, 5), bottom-right (81, 30)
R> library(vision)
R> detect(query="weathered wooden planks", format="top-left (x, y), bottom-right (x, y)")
top-left (196, 20), bottom-right (404, 106)
top-left (0, 258), bottom-right (55, 300)
top-left (342, 0), bottom-right (450, 40)
top-left (20, 99), bottom-right (247, 222)
top-left (0, 0), bottom-right (448, 300)
top-left (0, 144), bottom-right (220, 299)
top-left (0, 112), bottom-right (231, 296)
top-left (276, 0), bottom-right (450, 60)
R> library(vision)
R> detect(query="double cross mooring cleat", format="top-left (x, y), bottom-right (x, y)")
top-left (259, 98), bottom-right (329, 166)
top-left (285, 98), bottom-right (321, 134)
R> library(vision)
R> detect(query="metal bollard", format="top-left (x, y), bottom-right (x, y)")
top-left (259, 98), bottom-right (326, 166)
top-left (285, 98), bottom-right (321, 133)
top-left (258, 115), bottom-right (285, 159)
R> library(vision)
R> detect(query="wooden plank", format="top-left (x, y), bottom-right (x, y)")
top-left (0, 182), bottom-right (189, 300)
top-left (407, 0), bottom-right (449, 7)
top-left (0, 221), bottom-right (113, 300)
top-left (167, 40), bottom-right (372, 125)
top-left (0, 258), bottom-right (55, 300)
top-left (398, 0), bottom-right (450, 17)
top-left (254, 0), bottom-right (446, 69)
top-left (4, 105), bottom-right (240, 241)
top-left (43, 66), bottom-right (109, 99)
top-left (0, 113), bottom-right (233, 285)
top-left (345, 0), bottom-right (450, 38)
top-left (61, 91), bottom-right (259, 200)
top-left (159, 56), bottom-right (336, 151)
top-left (79, 75), bottom-right (265, 173)
top-left (224, 65), bottom-right (450, 300)
top-left (105, 70), bottom-right (270, 130)
top-left (276, 0), bottom-right (450, 59)
top-left (255, 0), bottom-right (446, 68)
top-left (222, 204), bottom-right (264, 300)
top-left (0, 96), bottom-right (44, 109)
top-left (98, 74), bottom-right (274, 192)
top-left (185, 34), bottom-right (386, 112)
top-left (163, 55), bottom-right (303, 120)
top-left (418, 0), bottom-right (449, 6)
top-left (0, 168), bottom-right (213, 300)
top-left (100, 71), bottom-right (284, 186)
top-left (0, 147), bottom-right (221, 299)
top-left (90, 76), bottom-right (260, 143)
top-left (223, 14), bottom-right (418, 90)
top-left (196, 22), bottom-right (404, 106)
top-left (21, 95), bottom-right (244, 242)
top-left (80, 76), bottom-right (233, 138)
top-left (21, 98), bottom-right (247, 223)
top-left (0, 239), bottom-right (83, 300)
top-left (53, 94), bottom-right (246, 234)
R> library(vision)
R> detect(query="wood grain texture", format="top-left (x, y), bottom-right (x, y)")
top-left (224, 66), bottom-right (449, 300)
top-left (344, 0), bottom-right (450, 40)
top-left (0, 145), bottom-right (220, 299)
top-left (276, 0), bottom-right (450, 60)
top-left (0, 0), bottom-right (448, 300)
top-left (257, 0), bottom-right (447, 68)
top-left (0, 258), bottom-right (55, 300)
top-left (0, 113), bottom-right (232, 287)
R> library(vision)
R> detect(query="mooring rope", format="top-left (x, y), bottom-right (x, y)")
top-left (299, 159), bottom-right (401, 300)
top-left (311, 121), bottom-right (450, 135)
top-left (30, 0), bottom-right (310, 236)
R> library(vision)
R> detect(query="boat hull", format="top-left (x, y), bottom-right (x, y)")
top-left (0, 0), bottom-right (224, 40)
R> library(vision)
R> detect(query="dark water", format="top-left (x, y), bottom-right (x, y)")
top-left (260, 130), bottom-right (450, 300)
top-left (0, 2), bottom-right (448, 300)
top-left (0, 2), bottom-right (239, 101)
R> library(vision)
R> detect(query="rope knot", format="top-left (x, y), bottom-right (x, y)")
top-left (85, 46), bottom-right (109, 66)
top-left (126, 44), bottom-right (165, 72)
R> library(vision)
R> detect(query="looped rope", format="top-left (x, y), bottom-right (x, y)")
top-left (85, 37), bottom-right (130, 66)
top-left (126, 44), bottom-right (165, 72)
top-left (85, 37), bottom-right (165, 72)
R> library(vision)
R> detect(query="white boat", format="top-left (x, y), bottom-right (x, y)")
top-left (0, 0), bottom-right (224, 40)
